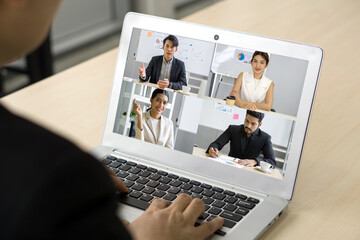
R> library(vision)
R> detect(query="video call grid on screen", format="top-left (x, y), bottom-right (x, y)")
top-left (113, 27), bottom-right (310, 179)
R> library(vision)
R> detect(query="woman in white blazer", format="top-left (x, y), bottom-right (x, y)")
top-left (230, 51), bottom-right (274, 111)
top-left (132, 88), bottom-right (174, 149)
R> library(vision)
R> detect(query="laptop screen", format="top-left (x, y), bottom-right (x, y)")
top-left (103, 13), bottom-right (322, 200)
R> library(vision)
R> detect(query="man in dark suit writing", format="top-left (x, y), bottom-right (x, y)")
top-left (207, 110), bottom-right (276, 168)
top-left (139, 35), bottom-right (187, 90)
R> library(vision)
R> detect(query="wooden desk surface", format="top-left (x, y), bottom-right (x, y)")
top-left (1, 0), bottom-right (360, 239)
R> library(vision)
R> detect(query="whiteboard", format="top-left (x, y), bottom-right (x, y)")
top-left (136, 30), bottom-right (215, 76)
top-left (211, 44), bottom-right (254, 78)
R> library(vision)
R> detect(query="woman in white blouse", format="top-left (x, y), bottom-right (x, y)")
top-left (230, 51), bottom-right (274, 111)
top-left (132, 88), bottom-right (174, 149)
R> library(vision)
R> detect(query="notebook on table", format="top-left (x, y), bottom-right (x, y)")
top-left (90, 12), bottom-right (323, 239)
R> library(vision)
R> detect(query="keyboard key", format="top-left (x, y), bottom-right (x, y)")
top-left (116, 171), bottom-right (129, 178)
top-left (119, 165), bottom-right (131, 171)
top-left (206, 215), bottom-right (217, 221)
top-left (157, 170), bottom-right (168, 176)
top-left (212, 187), bottom-right (224, 193)
top-left (215, 229), bottom-right (227, 236)
top-left (224, 204), bottom-right (237, 212)
top-left (149, 174), bottom-right (161, 181)
top-left (126, 161), bottom-right (137, 167)
top-left (220, 211), bottom-right (242, 222)
top-left (180, 190), bottom-right (191, 195)
top-left (199, 212), bottom-right (209, 220)
top-left (201, 183), bottom-right (212, 189)
top-left (117, 195), bottom-right (149, 210)
top-left (236, 200), bottom-right (255, 210)
top-left (142, 187), bottom-right (155, 195)
top-left (224, 196), bottom-right (237, 204)
top-left (224, 190), bottom-right (235, 196)
top-left (181, 183), bottom-right (193, 190)
top-left (212, 200), bottom-right (225, 208)
top-left (163, 193), bottom-right (176, 201)
top-left (132, 183), bottom-right (145, 191)
top-left (202, 197), bottom-right (214, 205)
top-left (147, 167), bottom-right (158, 173)
top-left (129, 191), bottom-right (143, 198)
top-left (110, 168), bottom-right (119, 174)
top-left (191, 186), bottom-right (204, 194)
top-left (202, 189), bottom-right (215, 197)
top-left (147, 180), bottom-right (160, 188)
top-left (157, 184), bottom-right (170, 191)
top-left (101, 159), bottom-right (112, 165)
top-left (247, 197), bottom-right (260, 204)
top-left (140, 171), bottom-right (152, 178)
top-left (208, 207), bottom-right (222, 215)
top-left (126, 175), bottom-right (139, 181)
top-left (170, 180), bottom-right (182, 187)
top-left (124, 181), bottom-right (134, 188)
top-left (159, 177), bottom-right (172, 184)
top-left (190, 180), bottom-right (201, 186)
top-left (140, 194), bottom-right (154, 202)
top-left (213, 193), bottom-right (226, 200)
top-left (168, 173), bottom-right (179, 179)
top-left (235, 207), bottom-right (249, 216)
top-left (136, 177), bottom-right (149, 185)
top-left (205, 205), bottom-right (210, 211)
top-left (168, 187), bottom-right (181, 194)
top-left (153, 190), bottom-right (166, 198)
top-left (129, 167), bottom-right (142, 174)
top-left (223, 219), bottom-right (237, 228)
top-left (115, 158), bottom-right (127, 163)
top-left (235, 193), bottom-right (247, 200)
top-left (106, 155), bottom-right (117, 160)
top-left (191, 193), bottom-right (203, 199)
top-left (179, 177), bottom-right (190, 182)
top-left (109, 162), bottom-right (121, 168)
top-left (137, 164), bottom-right (147, 170)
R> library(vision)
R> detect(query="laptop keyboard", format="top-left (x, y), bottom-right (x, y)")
top-left (102, 155), bottom-right (260, 236)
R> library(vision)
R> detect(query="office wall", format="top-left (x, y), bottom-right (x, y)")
top-left (52, 0), bottom-right (130, 55)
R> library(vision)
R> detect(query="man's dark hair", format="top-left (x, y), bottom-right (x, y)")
top-left (163, 35), bottom-right (179, 47)
top-left (246, 110), bottom-right (264, 123)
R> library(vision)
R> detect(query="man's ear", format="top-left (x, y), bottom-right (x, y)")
top-left (174, 47), bottom-right (178, 53)
top-left (259, 122), bottom-right (262, 127)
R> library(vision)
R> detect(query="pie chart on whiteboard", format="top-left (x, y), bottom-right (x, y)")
top-left (237, 53), bottom-right (245, 61)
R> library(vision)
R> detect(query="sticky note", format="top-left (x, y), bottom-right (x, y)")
top-left (233, 114), bottom-right (239, 119)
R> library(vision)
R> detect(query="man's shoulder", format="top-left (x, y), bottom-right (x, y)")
top-left (149, 55), bottom-right (163, 63)
top-left (173, 57), bottom-right (185, 66)
top-left (152, 55), bottom-right (163, 60)
top-left (257, 128), bottom-right (271, 139)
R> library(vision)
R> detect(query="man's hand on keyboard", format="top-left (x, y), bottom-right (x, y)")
top-left (127, 193), bottom-right (224, 240)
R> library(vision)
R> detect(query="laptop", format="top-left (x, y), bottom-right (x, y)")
top-left (90, 12), bottom-right (323, 239)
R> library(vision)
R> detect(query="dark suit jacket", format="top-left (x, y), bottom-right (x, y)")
top-left (0, 105), bottom-right (132, 239)
top-left (207, 125), bottom-right (276, 167)
top-left (139, 55), bottom-right (187, 90)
